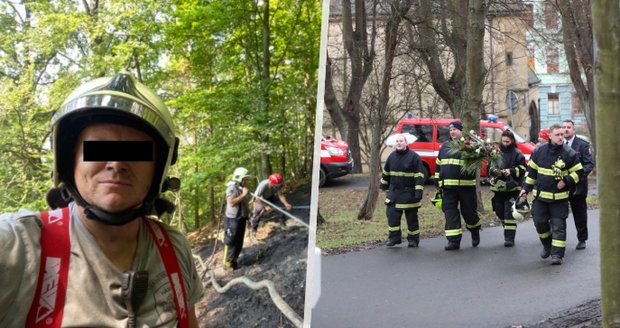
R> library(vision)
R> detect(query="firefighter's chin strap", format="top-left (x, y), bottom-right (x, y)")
top-left (62, 184), bottom-right (151, 226)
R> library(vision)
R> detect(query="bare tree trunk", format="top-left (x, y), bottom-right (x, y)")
top-left (339, 0), bottom-right (375, 173)
top-left (465, 0), bottom-right (488, 212)
top-left (324, 55), bottom-right (347, 138)
top-left (358, 0), bottom-right (413, 220)
top-left (592, 1), bottom-right (620, 325)
top-left (260, 0), bottom-right (273, 177)
top-left (557, 0), bottom-right (596, 158)
top-left (410, 0), bottom-right (468, 116)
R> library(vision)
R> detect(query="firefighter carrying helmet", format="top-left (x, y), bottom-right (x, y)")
top-left (511, 196), bottom-right (531, 220)
top-left (431, 189), bottom-right (443, 210)
top-left (51, 73), bottom-right (179, 226)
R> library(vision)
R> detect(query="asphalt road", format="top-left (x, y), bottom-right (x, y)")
top-left (311, 210), bottom-right (601, 328)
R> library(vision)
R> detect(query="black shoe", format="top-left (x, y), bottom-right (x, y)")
top-left (576, 241), bottom-right (586, 250)
top-left (386, 239), bottom-right (402, 247)
top-left (408, 240), bottom-right (419, 248)
top-left (550, 255), bottom-right (563, 265)
top-left (444, 242), bottom-right (460, 251)
top-left (540, 246), bottom-right (551, 259)
top-left (471, 230), bottom-right (480, 247)
top-left (504, 240), bottom-right (514, 247)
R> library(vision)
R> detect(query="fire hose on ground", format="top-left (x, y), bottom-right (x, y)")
top-left (193, 254), bottom-right (304, 328)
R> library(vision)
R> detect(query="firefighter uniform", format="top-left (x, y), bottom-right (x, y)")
top-left (435, 142), bottom-right (482, 249)
top-left (523, 142), bottom-right (582, 261)
top-left (490, 144), bottom-right (526, 245)
top-left (380, 147), bottom-right (425, 246)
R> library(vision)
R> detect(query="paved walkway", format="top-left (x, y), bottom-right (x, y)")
top-left (311, 210), bottom-right (600, 328)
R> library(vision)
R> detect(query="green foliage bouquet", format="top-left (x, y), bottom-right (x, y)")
top-left (447, 130), bottom-right (503, 176)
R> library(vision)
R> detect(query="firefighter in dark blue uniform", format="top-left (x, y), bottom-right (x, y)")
top-left (489, 130), bottom-right (526, 247)
top-left (435, 121), bottom-right (482, 251)
top-left (380, 134), bottom-right (425, 247)
top-left (520, 123), bottom-right (583, 265)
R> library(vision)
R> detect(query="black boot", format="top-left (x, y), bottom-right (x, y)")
top-left (550, 255), bottom-right (563, 265)
top-left (444, 242), bottom-right (460, 251)
top-left (471, 229), bottom-right (480, 247)
top-left (408, 235), bottom-right (419, 248)
top-left (540, 245), bottom-right (551, 259)
top-left (386, 239), bottom-right (402, 247)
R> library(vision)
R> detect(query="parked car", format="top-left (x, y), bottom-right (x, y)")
top-left (320, 135), bottom-right (353, 187)
top-left (393, 116), bottom-right (535, 181)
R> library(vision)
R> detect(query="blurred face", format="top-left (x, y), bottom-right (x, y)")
top-left (549, 127), bottom-right (565, 146)
top-left (501, 136), bottom-right (512, 147)
top-left (74, 124), bottom-right (155, 213)
top-left (394, 135), bottom-right (408, 151)
top-left (450, 127), bottom-right (462, 140)
top-left (562, 121), bottom-right (575, 139)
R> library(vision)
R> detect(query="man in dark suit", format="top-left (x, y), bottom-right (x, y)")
top-left (562, 120), bottom-right (595, 249)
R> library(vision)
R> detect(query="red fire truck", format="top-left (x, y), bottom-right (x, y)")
top-left (394, 116), bottom-right (535, 181)
top-left (319, 135), bottom-right (354, 187)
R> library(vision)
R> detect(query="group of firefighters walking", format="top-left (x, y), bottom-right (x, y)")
top-left (381, 119), bottom-right (593, 265)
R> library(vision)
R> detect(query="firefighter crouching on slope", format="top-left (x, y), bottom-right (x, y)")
top-left (380, 134), bottom-right (425, 247)
top-left (435, 121), bottom-right (483, 251)
top-left (250, 173), bottom-right (292, 239)
top-left (519, 123), bottom-right (583, 265)
top-left (223, 167), bottom-right (251, 270)
top-left (0, 73), bottom-right (203, 327)
top-left (489, 130), bottom-right (526, 247)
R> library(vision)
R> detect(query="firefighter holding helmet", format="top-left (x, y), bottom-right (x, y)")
top-left (250, 173), bottom-right (292, 239)
top-left (223, 167), bottom-right (252, 269)
top-left (520, 123), bottom-right (583, 265)
top-left (0, 73), bottom-right (203, 327)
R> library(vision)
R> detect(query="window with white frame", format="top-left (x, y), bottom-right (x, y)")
top-left (548, 93), bottom-right (560, 115)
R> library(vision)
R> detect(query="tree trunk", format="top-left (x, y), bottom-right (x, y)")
top-left (324, 55), bottom-right (347, 139)
top-left (411, 0), bottom-right (468, 116)
top-left (592, 1), bottom-right (620, 325)
top-left (338, 0), bottom-right (375, 173)
top-left (558, 0), bottom-right (596, 158)
top-left (464, 0), bottom-right (488, 212)
top-left (358, 0), bottom-right (412, 220)
top-left (260, 0), bottom-right (272, 178)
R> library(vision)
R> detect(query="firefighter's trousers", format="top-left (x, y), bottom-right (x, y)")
top-left (569, 194), bottom-right (588, 242)
top-left (251, 195), bottom-right (284, 231)
top-left (492, 190), bottom-right (520, 242)
top-left (224, 216), bottom-right (247, 265)
top-left (532, 199), bottom-right (569, 258)
top-left (386, 204), bottom-right (420, 242)
top-left (442, 187), bottom-right (481, 244)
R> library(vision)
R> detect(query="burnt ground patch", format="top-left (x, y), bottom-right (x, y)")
top-left (193, 183), bottom-right (311, 327)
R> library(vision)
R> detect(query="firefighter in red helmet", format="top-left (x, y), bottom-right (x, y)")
top-left (250, 173), bottom-right (292, 239)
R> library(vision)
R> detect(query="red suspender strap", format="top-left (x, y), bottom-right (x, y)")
top-left (27, 207), bottom-right (71, 328)
top-left (144, 219), bottom-right (190, 328)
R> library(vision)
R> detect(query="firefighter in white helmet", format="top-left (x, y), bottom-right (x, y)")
top-left (223, 167), bottom-right (251, 269)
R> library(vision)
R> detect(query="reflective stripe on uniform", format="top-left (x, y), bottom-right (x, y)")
top-left (388, 226), bottom-right (400, 232)
top-left (395, 202), bottom-right (421, 209)
top-left (539, 231), bottom-right (551, 239)
top-left (466, 221), bottom-right (481, 229)
top-left (552, 239), bottom-right (566, 248)
top-left (384, 170), bottom-right (418, 177)
top-left (445, 228), bottom-right (462, 237)
top-left (442, 179), bottom-right (476, 186)
top-left (528, 160), bottom-right (539, 170)
top-left (568, 162), bottom-right (583, 173)
top-left (407, 229), bottom-right (420, 236)
top-left (533, 189), bottom-right (569, 200)
top-left (503, 219), bottom-right (517, 225)
top-left (525, 176), bottom-right (536, 185)
top-left (442, 158), bottom-right (465, 166)
top-left (504, 226), bottom-right (517, 231)
top-left (415, 185), bottom-right (424, 190)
